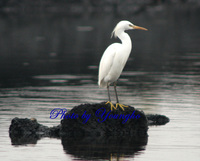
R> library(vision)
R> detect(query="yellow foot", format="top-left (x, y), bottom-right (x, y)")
top-left (115, 103), bottom-right (128, 111)
top-left (105, 101), bottom-right (116, 111)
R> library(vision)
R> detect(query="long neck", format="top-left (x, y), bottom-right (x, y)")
top-left (117, 31), bottom-right (132, 51)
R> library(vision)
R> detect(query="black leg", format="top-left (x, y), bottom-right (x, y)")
top-left (107, 84), bottom-right (111, 102)
top-left (105, 84), bottom-right (116, 111)
top-left (114, 82), bottom-right (119, 103)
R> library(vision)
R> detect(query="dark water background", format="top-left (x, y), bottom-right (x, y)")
top-left (0, 3), bottom-right (200, 161)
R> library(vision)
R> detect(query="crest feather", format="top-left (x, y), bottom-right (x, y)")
top-left (111, 25), bottom-right (118, 38)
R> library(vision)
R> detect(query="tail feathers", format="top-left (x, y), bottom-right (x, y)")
top-left (98, 79), bottom-right (107, 88)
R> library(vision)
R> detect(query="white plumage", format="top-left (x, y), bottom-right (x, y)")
top-left (98, 20), bottom-right (147, 110)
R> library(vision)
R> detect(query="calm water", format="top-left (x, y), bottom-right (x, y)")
top-left (0, 5), bottom-right (200, 161)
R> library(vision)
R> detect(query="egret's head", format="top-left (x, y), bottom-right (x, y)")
top-left (111, 20), bottom-right (147, 38)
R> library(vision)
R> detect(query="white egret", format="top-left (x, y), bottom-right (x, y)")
top-left (98, 20), bottom-right (147, 111)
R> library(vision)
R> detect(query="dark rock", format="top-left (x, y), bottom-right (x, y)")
top-left (49, 125), bottom-right (60, 137)
top-left (60, 103), bottom-right (149, 159)
top-left (60, 102), bottom-right (148, 138)
top-left (146, 114), bottom-right (170, 125)
top-left (9, 117), bottom-right (59, 145)
top-left (9, 117), bottom-right (48, 137)
top-left (9, 103), bottom-right (170, 146)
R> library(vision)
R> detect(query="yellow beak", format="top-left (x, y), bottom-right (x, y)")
top-left (133, 25), bottom-right (148, 31)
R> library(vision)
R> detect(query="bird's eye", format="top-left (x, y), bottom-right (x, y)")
top-left (129, 24), bottom-right (133, 27)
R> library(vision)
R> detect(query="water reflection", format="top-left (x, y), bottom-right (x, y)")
top-left (62, 136), bottom-right (147, 160)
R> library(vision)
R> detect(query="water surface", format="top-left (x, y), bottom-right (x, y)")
top-left (0, 5), bottom-right (200, 161)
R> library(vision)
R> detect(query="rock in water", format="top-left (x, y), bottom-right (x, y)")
top-left (9, 103), bottom-right (170, 146)
top-left (146, 114), bottom-right (170, 125)
top-left (60, 102), bottom-right (148, 138)
top-left (9, 117), bottom-right (60, 145)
